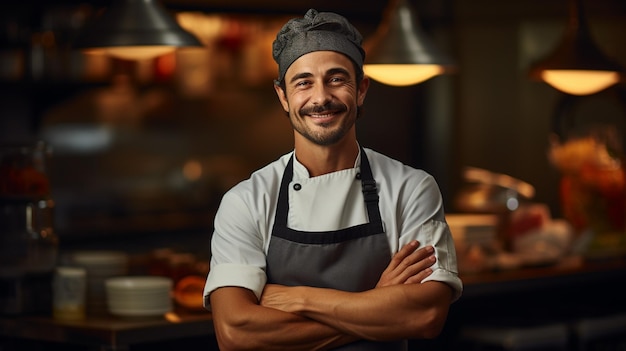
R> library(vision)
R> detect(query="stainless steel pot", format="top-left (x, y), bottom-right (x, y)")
top-left (454, 167), bottom-right (535, 213)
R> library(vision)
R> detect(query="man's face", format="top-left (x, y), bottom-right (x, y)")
top-left (274, 51), bottom-right (369, 147)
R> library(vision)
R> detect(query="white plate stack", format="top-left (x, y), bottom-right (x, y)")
top-left (105, 276), bottom-right (173, 317)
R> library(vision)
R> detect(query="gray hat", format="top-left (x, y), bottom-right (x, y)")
top-left (272, 9), bottom-right (365, 84)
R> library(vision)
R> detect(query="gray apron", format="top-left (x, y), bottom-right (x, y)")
top-left (266, 149), bottom-right (407, 351)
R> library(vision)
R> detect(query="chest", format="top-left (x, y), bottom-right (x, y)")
top-left (286, 168), bottom-right (368, 231)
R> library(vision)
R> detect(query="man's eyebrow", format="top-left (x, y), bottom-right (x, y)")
top-left (327, 67), bottom-right (351, 76)
top-left (288, 67), bottom-right (352, 84)
top-left (289, 72), bottom-right (313, 84)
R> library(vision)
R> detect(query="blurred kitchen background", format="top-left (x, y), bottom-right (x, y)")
top-left (1, 0), bottom-right (626, 349)
top-left (2, 0), bottom-right (623, 254)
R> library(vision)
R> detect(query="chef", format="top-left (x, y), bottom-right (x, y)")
top-left (203, 8), bottom-right (462, 350)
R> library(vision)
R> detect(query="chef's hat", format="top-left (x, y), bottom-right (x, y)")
top-left (272, 8), bottom-right (365, 84)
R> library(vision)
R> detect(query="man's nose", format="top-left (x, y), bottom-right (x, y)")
top-left (310, 84), bottom-right (332, 105)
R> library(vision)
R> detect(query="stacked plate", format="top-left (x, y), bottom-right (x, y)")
top-left (70, 251), bottom-right (129, 316)
top-left (105, 276), bottom-right (173, 317)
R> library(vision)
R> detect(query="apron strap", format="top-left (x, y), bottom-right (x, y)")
top-left (358, 147), bottom-right (382, 224)
top-left (273, 156), bottom-right (294, 228)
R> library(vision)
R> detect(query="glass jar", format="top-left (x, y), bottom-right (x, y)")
top-left (549, 124), bottom-right (626, 259)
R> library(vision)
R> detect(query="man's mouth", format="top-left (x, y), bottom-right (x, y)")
top-left (300, 103), bottom-right (346, 119)
top-left (309, 111), bottom-right (338, 118)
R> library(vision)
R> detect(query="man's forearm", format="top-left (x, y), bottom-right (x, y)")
top-left (259, 241), bottom-right (450, 341)
top-left (261, 281), bottom-right (452, 341)
top-left (210, 287), bottom-right (358, 351)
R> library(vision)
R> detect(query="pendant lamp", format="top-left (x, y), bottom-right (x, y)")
top-left (73, 0), bottom-right (202, 61)
top-left (529, 0), bottom-right (623, 96)
top-left (363, 0), bottom-right (455, 86)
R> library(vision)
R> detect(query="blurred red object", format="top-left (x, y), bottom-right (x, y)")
top-left (0, 143), bottom-right (51, 197)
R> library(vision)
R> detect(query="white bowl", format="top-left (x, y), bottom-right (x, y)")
top-left (108, 305), bottom-right (172, 317)
top-left (105, 276), bottom-right (173, 317)
top-left (106, 276), bottom-right (172, 290)
top-left (72, 251), bottom-right (129, 267)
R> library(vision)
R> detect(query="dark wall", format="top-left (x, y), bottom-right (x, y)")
top-left (1, 0), bottom-right (625, 249)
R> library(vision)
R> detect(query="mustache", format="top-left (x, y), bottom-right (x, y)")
top-left (299, 102), bottom-right (347, 116)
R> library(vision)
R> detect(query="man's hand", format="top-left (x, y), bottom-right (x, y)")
top-left (376, 241), bottom-right (436, 288)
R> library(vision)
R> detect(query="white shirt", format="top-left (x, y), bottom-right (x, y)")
top-left (204, 148), bottom-right (463, 304)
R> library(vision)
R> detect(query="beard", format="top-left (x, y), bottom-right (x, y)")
top-left (290, 102), bottom-right (355, 146)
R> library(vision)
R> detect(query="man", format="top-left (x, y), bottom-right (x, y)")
top-left (203, 8), bottom-right (462, 351)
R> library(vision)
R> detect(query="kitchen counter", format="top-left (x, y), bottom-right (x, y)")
top-left (0, 310), bottom-right (215, 351)
top-left (2, 256), bottom-right (625, 351)
top-left (460, 255), bottom-right (626, 298)
top-left (426, 255), bottom-right (626, 350)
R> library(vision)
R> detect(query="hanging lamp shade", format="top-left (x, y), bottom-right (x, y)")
top-left (363, 0), bottom-right (455, 86)
top-left (73, 0), bottom-right (202, 61)
top-left (529, 0), bottom-right (623, 95)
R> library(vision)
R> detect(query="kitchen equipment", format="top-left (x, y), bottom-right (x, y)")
top-left (446, 214), bottom-right (499, 273)
top-left (453, 167), bottom-right (538, 253)
top-left (0, 142), bottom-right (58, 315)
top-left (70, 250), bottom-right (129, 316)
top-left (454, 167), bottom-right (535, 213)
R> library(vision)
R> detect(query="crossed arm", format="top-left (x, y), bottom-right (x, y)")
top-left (209, 241), bottom-right (453, 351)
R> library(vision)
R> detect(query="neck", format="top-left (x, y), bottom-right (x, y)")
top-left (294, 137), bottom-right (359, 177)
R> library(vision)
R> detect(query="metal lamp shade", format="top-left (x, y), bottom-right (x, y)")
top-left (74, 0), bottom-right (202, 60)
top-left (528, 0), bottom-right (623, 95)
top-left (364, 0), bottom-right (455, 86)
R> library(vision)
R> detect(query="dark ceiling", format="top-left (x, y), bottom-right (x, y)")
top-left (2, 0), bottom-right (625, 47)
top-left (8, 0), bottom-right (625, 27)
top-left (162, 0), bottom-right (389, 18)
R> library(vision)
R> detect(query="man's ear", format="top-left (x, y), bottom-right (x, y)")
top-left (357, 76), bottom-right (370, 107)
top-left (274, 84), bottom-right (289, 113)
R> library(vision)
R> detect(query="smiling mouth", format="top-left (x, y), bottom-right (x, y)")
top-left (300, 102), bottom-right (347, 119)
top-left (309, 111), bottom-right (338, 118)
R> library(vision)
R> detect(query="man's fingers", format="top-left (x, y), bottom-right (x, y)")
top-left (389, 240), bottom-right (420, 267)
top-left (404, 267), bottom-right (433, 284)
top-left (377, 242), bottom-right (437, 287)
top-left (396, 245), bottom-right (434, 271)
top-left (376, 242), bottom-right (419, 287)
top-left (402, 254), bottom-right (436, 283)
top-left (394, 250), bottom-right (435, 282)
top-left (379, 240), bottom-right (420, 279)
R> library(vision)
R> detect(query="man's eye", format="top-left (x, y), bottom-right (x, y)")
top-left (296, 81), bottom-right (310, 87)
top-left (329, 77), bottom-right (345, 83)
